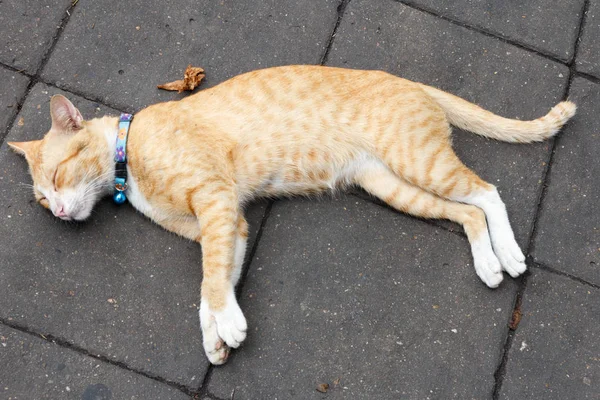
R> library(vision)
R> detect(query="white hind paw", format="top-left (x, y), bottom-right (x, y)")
top-left (493, 240), bottom-right (527, 278)
top-left (473, 254), bottom-right (503, 288)
top-left (488, 226), bottom-right (526, 278)
top-left (471, 237), bottom-right (503, 288)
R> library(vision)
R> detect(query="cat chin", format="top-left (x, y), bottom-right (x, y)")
top-left (55, 188), bottom-right (100, 221)
top-left (70, 204), bottom-right (94, 221)
top-left (55, 209), bottom-right (90, 222)
top-left (52, 198), bottom-right (94, 221)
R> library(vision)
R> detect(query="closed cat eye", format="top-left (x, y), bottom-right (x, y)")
top-left (52, 169), bottom-right (58, 189)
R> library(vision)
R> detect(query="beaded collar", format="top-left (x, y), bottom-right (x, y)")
top-left (113, 113), bottom-right (133, 204)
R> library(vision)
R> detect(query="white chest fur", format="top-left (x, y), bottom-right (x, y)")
top-left (125, 166), bottom-right (156, 219)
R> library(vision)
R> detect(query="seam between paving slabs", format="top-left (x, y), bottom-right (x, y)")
top-left (234, 203), bottom-right (275, 318)
top-left (0, 1), bottom-right (78, 146)
top-left (397, 0), bottom-right (600, 82)
top-left (533, 262), bottom-right (600, 290)
top-left (575, 69), bottom-right (600, 85)
top-left (492, 2), bottom-right (590, 399)
top-left (0, 67), bottom-right (30, 145)
top-left (320, 0), bottom-right (352, 65)
top-left (528, 0), bottom-right (590, 267)
top-left (38, 74), bottom-right (135, 114)
top-left (0, 317), bottom-right (197, 397)
top-left (0, 59), bottom-right (133, 119)
top-left (394, 0), bottom-right (577, 65)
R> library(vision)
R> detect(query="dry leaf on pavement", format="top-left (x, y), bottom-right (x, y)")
top-left (157, 65), bottom-right (205, 93)
top-left (316, 383), bottom-right (329, 393)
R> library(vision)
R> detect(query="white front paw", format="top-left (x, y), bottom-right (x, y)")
top-left (214, 302), bottom-right (247, 348)
top-left (200, 296), bottom-right (247, 365)
top-left (204, 333), bottom-right (230, 365)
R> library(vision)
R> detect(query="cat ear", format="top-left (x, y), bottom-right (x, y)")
top-left (7, 140), bottom-right (41, 161)
top-left (50, 95), bottom-right (83, 132)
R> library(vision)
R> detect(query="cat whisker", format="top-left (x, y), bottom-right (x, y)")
top-left (16, 182), bottom-right (36, 191)
top-left (83, 185), bottom-right (110, 197)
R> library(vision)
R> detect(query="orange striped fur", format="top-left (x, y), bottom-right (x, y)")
top-left (9, 65), bottom-right (576, 364)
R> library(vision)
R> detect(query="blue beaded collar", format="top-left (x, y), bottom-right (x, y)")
top-left (113, 113), bottom-right (133, 204)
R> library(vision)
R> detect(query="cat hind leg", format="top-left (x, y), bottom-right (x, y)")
top-left (383, 129), bottom-right (526, 279)
top-left (453, 187), bottom-right (526, 278)
top-left (354, 159), bottom-right (503, 288)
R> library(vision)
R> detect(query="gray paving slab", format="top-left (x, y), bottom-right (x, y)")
top-left (41, 0), bottom-right (339, 111)
top-left (532, 77), bottom-right (600, 286)
top-left (0, 325), bottom-right (190, 400)
top-left (577, 0), bottom-right (600, 78)
top-left (0, 66), bottom-right (29, 137)
top-left (328, 0), bottom-right (569, 249)
top-left (499, 269), bottom-right (600, 399)
top-left (399, 0), bottom-right (584, 62)
top-left (0, 83), bottom-right (268, 387)
top-left (209, 196), bottom-right (518, 399)
top-left (0, 0), bottom-right (72, 74)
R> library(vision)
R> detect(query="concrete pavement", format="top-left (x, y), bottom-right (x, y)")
top-left (0, 1), bottom-right (598, 399)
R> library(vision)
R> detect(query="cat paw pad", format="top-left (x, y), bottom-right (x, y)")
top-left (204, 339), bottom-right (230, 365)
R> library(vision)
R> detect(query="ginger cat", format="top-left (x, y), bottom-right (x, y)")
top-left (8, 65), bottom-right (576, 364)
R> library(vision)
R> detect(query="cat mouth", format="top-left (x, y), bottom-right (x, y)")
top-left (71, 206), bottom-right (94, 221)
top-left (53, 204), bottom-right (91, 221)
top-left (57, 212), bottom-right (90, 222)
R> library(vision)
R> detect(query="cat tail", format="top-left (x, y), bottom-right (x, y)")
top-left (418, 84), bottom-right (576, 143)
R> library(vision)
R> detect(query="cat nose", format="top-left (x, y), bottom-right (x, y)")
top-left (55, 206), bottom-right (67, 218)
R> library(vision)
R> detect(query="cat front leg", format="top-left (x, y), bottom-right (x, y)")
top-left (231, 216), bottom-right (249, 287)
top-left (200, 290), bottom-right (246, 365)
top-left (195, 195), bottom-right (247, 365)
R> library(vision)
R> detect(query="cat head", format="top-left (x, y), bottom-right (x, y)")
top-left (9, 95), bottom-right (114, 221)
